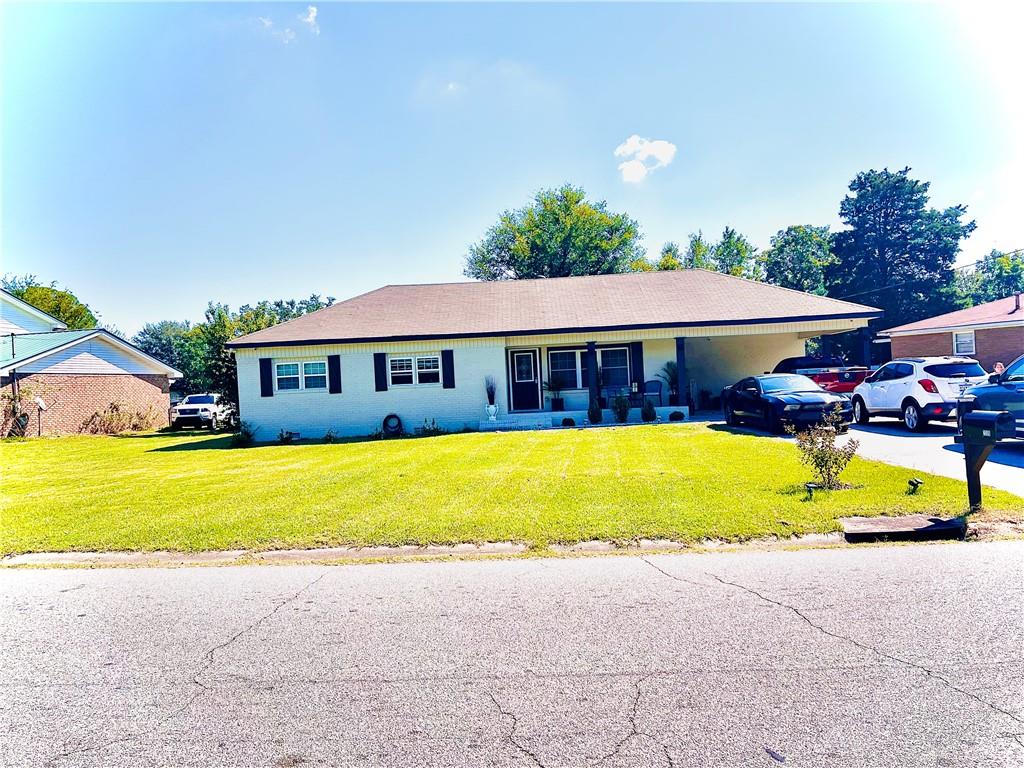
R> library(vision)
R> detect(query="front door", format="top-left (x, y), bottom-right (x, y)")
top-left (508, 349), bottom-right (541, 411)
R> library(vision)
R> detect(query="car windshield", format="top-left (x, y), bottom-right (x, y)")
top-left (773, 357), bottom-right (845, 373)
top-left (1003, 357), bottom-right (1024, 381)
top-left (760, 375), bottom-right (821, 393)
top-left (923, 362), bottom-right (986, 378)
top-left (182, 395), bottom-right (215, 405)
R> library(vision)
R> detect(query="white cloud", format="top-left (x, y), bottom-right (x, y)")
top-left (298, 6), bottom-right (319, 36)
top-left (613, 134), bottom-right (677, 183)
top-left (257, 17), bottom-right (273, 29)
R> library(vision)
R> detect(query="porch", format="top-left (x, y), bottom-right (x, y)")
top-left (478, 405), bottom-right (690, 432)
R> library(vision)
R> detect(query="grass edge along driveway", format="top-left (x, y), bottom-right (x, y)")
top-left (3, 423), bottom-right (1021, 554)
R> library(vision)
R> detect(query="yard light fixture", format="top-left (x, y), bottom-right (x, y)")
top-left (908, 478), bottom-right (924, 494)
top-left (805, 482), bottom-right (819, 500)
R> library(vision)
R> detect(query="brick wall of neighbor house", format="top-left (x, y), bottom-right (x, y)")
top-left (891, 326), bottom-right (1024, 371)
top-left (2, 373), bottom-right (170, 436)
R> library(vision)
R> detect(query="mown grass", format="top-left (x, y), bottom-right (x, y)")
top-left (2, 423), bottom-right (1021, 554)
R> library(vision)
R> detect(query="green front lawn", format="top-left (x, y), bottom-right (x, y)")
top-left (2, 424), bottom-right (1021, 554)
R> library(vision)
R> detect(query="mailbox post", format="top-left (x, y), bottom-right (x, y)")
top-left (954, 410), bottom-right (1015, 510)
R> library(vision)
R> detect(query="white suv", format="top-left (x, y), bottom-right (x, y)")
top-left (169, 393), bottom-right (236, 431)
top-left (851, 357), bottom-right (989, 432)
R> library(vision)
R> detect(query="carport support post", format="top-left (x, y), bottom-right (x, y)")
top-left (859, 327), bottom-right (873, 367)
top-left (586, 342), bottom-right (599, 405)
top-left (675, 337), bottom-right (687, 410)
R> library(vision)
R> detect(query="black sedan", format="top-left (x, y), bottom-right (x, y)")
top-left (721, 374), bottom-right (853, 433)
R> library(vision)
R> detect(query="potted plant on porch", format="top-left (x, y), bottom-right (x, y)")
top-left (543, 380), bottom-right (565, 412)
top-left (484, 376), bottom-right (498, 421)
top-left (658, 361), bottom-right (679, 406)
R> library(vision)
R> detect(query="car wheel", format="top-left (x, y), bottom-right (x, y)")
top-left (902, 401), bottom-right (926, 432)
top-left (763, 407), bottom-right (782, 434)
top-left (853, 397), bottom-right (870, 425)
top-left (170, 420), bottom-right (179, 431)
top-left (210, 415), bottom-right (219, 431)
top-left (724, 403), bottom-right (737, 426)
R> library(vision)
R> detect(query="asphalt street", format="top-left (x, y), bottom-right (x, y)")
top-left (3, 543), bottom-right (1023, 767)
top-left (848, 422), bottom-right (1024, 496)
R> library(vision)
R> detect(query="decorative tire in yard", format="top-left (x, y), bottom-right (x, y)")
top-left (382, 414), bottom-right (403, 437)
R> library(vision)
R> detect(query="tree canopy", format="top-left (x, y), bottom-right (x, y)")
top-left (826, 167), bottom-right (976, 331)
top-left (954, 249), bottom-right (1024, 306)
top-left (762, 225), bottom-right (835, 295)
top-left (712, 227), bottom-right (762, 281)
top-left (464, 185), bottom-right (643, 280)
top-left (1, 275), bottom-right (98, 329)
top-left (132, 295), bottom-right (334, 400)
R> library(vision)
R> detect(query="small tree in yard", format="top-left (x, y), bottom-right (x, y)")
top-left (786, 406), bottom-right (859, 490)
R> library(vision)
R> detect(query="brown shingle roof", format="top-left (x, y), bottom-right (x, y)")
top-left (227, 270), bottom-right (881, 348)
top-left (883, 294), bottom-right (1024, 335)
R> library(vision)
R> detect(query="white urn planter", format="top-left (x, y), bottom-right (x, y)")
top-left (485, 404), bottom-right (499, 421)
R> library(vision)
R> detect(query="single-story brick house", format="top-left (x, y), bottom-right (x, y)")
top-left (1, 289), bottom-right (182, 436)
top-left (226, 270), bottom-right (880, 438)
top-left (881, 293), bottom-right (1023, 371)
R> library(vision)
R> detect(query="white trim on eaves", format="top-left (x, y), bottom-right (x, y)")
top-left (882, 318), bottom-right (1024, 337)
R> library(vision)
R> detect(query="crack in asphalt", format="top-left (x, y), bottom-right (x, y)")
top-left (488, 692), bottom-right (546, 767)
top-left (45, 571), bottom-right (329, 766)
top-left (639, 556), bottom-right (708, 589)
top-left (701, 571), bottom-right (1024, 728)
top-left (590, 674), bottom-right (675, 767)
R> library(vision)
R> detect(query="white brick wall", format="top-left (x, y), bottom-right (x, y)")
top-left (235, 340), bottom-right (509, 439)
top-left (234, 330), bottom-right (807, 439)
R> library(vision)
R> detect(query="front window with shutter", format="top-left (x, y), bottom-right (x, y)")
top-left (275, 360), bottom-right (328, 391)
top-left (389, 354), bottom-right (441, 386)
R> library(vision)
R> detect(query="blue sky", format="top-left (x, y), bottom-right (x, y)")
top-left (3, 2), bottom-right (1021, 334)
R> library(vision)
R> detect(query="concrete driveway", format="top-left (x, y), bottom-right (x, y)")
top-left (849, 420), bottom-right (1024, 496)
top-left (3, 543), bottom-right (1024, 767)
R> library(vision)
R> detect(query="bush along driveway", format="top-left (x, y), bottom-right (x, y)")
top-left (2, 423), bottom-right (1022, 554)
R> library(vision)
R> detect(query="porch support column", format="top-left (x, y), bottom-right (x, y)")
top-left (675, 337), bottom-right (687, 409)
top-left (586, 341), bottom-right (599, 405)
top-left (859, 327), bottom-right (873, 367)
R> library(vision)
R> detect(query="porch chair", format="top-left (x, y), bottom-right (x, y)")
top-left (642, 380), bottom-right (663, 406)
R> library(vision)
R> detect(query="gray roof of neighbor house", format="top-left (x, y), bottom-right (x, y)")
top-left (227, 269), bottom-right (882, 348)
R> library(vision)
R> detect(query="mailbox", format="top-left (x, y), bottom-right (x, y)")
top-left (955, 409), bottom-right (1014, 510)
top-left (960, 410), bottom-right (1016, 444)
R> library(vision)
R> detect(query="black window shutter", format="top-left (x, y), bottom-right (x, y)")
top-left (441, 349), bottom-right (455, 389)
top-left (629, 342), bottom-right (644, 387)
top-left (373, 353), bottom-right (388, 392)
top-left (259, 358), bottom-right (274, 397)
top-left (327, 355), bottom-right (342, 394)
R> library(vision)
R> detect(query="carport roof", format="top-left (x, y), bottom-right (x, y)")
top-left (228, 269), bottom-right (882, 348)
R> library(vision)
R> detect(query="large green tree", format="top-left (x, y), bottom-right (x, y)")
top-left (826, 168), bottom-right (976, 331)
top-left (684, 232), bottom-right (715, 270)
top-left (763, 225), bottom-right (836, 295)
top-left (712, 227), bottom-right (762, 280)
top-left (464, 184), bottom-right (643, 280)
top-left (1, 275), bottom-right (98, 329)
top-left (961, 249), bottom-right (1024, 305)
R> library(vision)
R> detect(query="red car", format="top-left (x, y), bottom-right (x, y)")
top-left (772, 356), bottom-right (871, 394)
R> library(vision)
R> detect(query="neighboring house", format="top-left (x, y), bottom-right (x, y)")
top-left (881, 294), bottom-right (1024, 371)
top-left (0, 289), bottom-right (182, 435)
top-left (226, 270), bottom-right (881, 438)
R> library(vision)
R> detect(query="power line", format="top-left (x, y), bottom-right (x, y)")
top-left (834, 247), bottom-right (1023, 301)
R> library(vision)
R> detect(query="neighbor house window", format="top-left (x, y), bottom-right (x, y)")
top-left (953, 330), bottom-right (975, 355)
top-left (390, 354), bottom-right (441, 386)
top-left (599, 347), bottom-right (630, 387)
top-left (275, 363), bottom-right (300, 390)
top-left (276, 361), bottom-right (328, 391)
